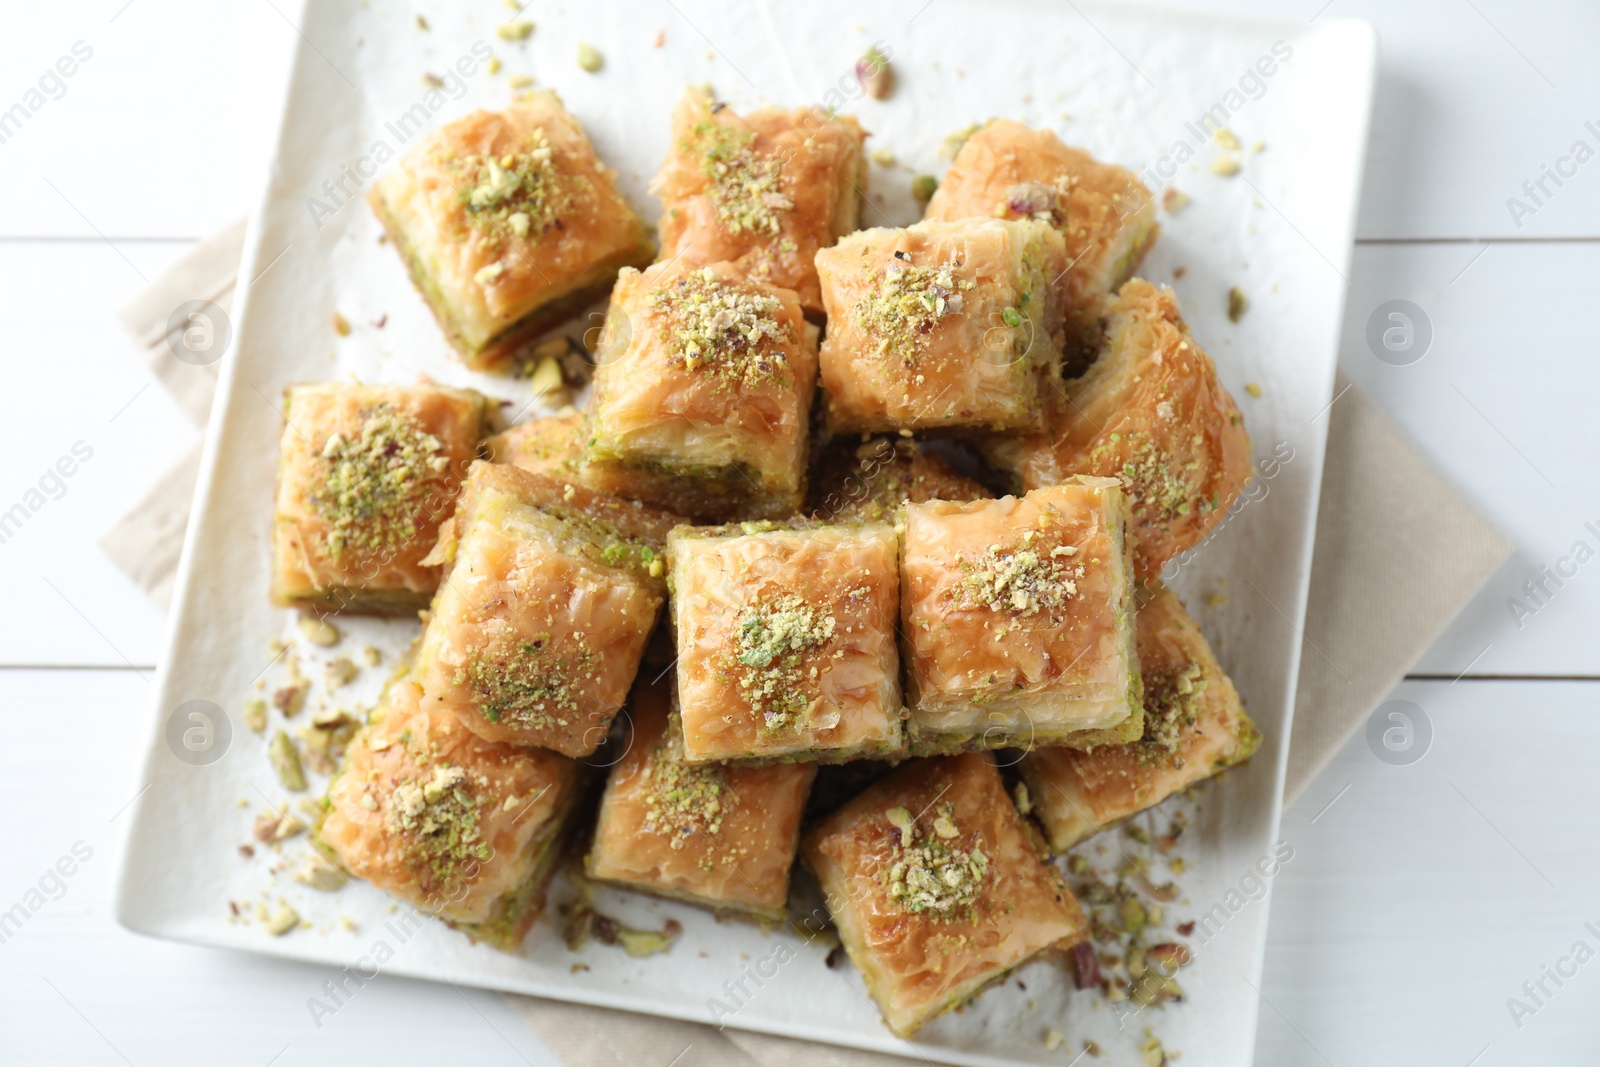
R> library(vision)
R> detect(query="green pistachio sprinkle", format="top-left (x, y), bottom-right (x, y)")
top-left (948, 536), bottom-right (1084, 617)
top-left (883, 802), bottom-right (989, 919)
top-left (642, 743), bottom-right (727, 860)
top-left (454, 634), bottom-right (590, 731)
top-left (387, 763), bottom-right (492, 891)
top-left (451, 127), bottom-right (572, 244)
top-left (690, 114), bottom-right (791, 237)
top-left (732, 593), bottom-right (837, 731)
top-left (646, 267), bottom-right (792, 387)
top-left (311, 404), bottom-right (448, 561)
top-left (1136, 661), bottom-right (1207, 767)
top-left (854, 256), bottom-right (975, 366)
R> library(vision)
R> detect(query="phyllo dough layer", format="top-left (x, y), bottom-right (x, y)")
top-left (484, 412), bottom-right (584, 479)
top-left (979, 278), bottom-right (1252, 579)
top-left (367, 92), bottom-right (654, 370)
top-left (668, 521), bottom-right (904, 764)
top-left (583, 259), bottom-right (818, 521)
top-left (924, 118), bottom-right (1158, 363)
top-left (806, 436), bottom-right (990, 523)
top-left (1021, 581), bottom-right (1261, 851)
top-left (900, 478), bottom-right (1142, 753)
top-left (413, 462), bottom-right (676, 757)
top-left (271, 382), bottom-right (488, 614)
top-left (816, 218), bottom-right (1066, 434)
top-left (652, 86), bottom-right (865, 317)
top-left (802, 752), bottom-right (1088, 1037)
top-left (585, 678), bottom-right (816, 921)
top-left (317, 675), bottom-right (581, 950)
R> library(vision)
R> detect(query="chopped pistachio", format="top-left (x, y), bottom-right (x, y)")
top-left (332, 311), bottom-right (351, 336)
top-left (294, 853), bottom-right (347, 891)
top-left (1213, 127), bottom-right (1241, 151)
top-left (269, 730), bottom-right (308, 792)
top-left (911, 174), bottom-right (938, 201)
top-left (646, 268), bottom-right (792, 387)
top-left (577, 43), bottom-right (604, 73)
top-left (855, 46), bottom-right (894, 99)
top-left (421, 73), bottom-right (444, 89)
top-left (1210, 155), bottom-right (1241, 177)
top-left (264, 902), bottom-right (300, 936)
top-left (870, 147), bottom-right (896, 167)
top-left (732, 593), bottom-right (836, 729)
top-left (496, 20), bottom-right (535, 41)
top-left (362, 645), bottom-right (383, 667)
top-left (311, 404), bottom-right (448, 561)
top-left (527, 356), bottom-right (565, 396)
top-left (243, 698), bottom-right (268, 733)
top-left (1161, 186), bottom-right (1189, 213)
top-left (486, 56), bottom-right (502, 75)
top-left (299, 615), bottom-right (341, 647)
top-left (1227, 286), bottom-right (1249, 322)
top-left (414, 14), bottom-right (429, 31)
top-left (1043, 1028), bottom-right (1067, 1052)
top-left (272, 684), bottom-right (307, 717)
top-left (508, 74), bottom-right (535, 89)
top-left (618, 928), bottom-right (675, 957)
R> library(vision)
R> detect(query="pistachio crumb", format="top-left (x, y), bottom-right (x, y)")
top-left (1213, 127), bottom-right (1240, 151)
top-left (264, 902), bottom-right (300, 936)
top-left (269, 730), bottom-right (308, 792)
top-left (577, 43), bottom-right (604, 73)
top-left (244, 698), bottom-right (268, 733)
top-left (1210, 155), bottom-right (1241, 177)
top-left (911, 175), bottom-right (938, 201)
top-left (1244, 381), bottom-right (1262, 398)
top-left (1227, 287), bottom-right (1249, 322)
top-left (496, 20), bottom-right (534, 41)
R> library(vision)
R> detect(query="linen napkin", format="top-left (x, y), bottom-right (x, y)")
top-left (107, 223), bottom-right (1511, 1065)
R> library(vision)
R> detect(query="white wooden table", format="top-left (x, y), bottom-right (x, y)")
top-left (2, 1), bottom-right (1596, 1064)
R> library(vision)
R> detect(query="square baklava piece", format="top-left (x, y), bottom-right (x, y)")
top-left (585, 678), bottom-right (817, 922)
top-left (1020, 581), bottom-right (1261, 851)
top-left (652, 86), bottom-right (865, 317)
top-left (271, 382), bottom-right (488, 614)
top-left (668, 521), bottom-right (903, 764)
top-left (484, 411), bottom-right (584, 479)
top-left (412, 461), bottom-right (676, 758)
top-left (368, 92), bottom-right (654, 371)
top-left (815, 218), bottom-right (1066, 435)
top-left (803, 752), bottom-right (1088, 1037)
top-left (807, 436), bottom-right (990, 523)
top-left (317, 675), bottom-right (581, 950)
top-left (978, 279), bottom-right (1252, 579)
top-left (901, 478), bottom-right (1142, 754)
top-left (924, 119), bottom-right (1158, 363)
top-left (582, 259), bottom-right (818, 521)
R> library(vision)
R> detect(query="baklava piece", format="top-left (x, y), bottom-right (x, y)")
top-left (978, 279), bottom-right (1251, 579)
top-left (669, 521), bottom-right (903, 764)
top-left (271, 382), bottom-right (488, 614)
top-left (582, 259), bottom-right (818, 521)
top-left (815, 218), bottom-right (1066, 435)
top-left (900, 478), bottom-right (1142, 754)
top-left (317, 676), bottom-right (581, 950)
top-left (924, 119), bottom-right (1158, 362)
top-left (806, 436), bottom-right (990, 523)
top-left (412, 461), bottom-right (676, 758)
top-left (368, 92), bottom-right (654, 370)
top-left (484, 411), bottom-right (584, 479)
top-left (652, 86), bottom-right (865, 317)
top-left (585, 678), bottom-right (817, 922)
top-left (802, 752), bottom-right (1088, 1038)
top-left (1021, 581), bottom-right (1261, 851)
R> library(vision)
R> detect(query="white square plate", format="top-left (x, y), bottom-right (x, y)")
top-left (114, 2), bottom-right (1375, 1063)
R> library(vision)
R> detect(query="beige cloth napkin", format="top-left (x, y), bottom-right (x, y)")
top-left (109, 225), bottom-right (1511, 1065)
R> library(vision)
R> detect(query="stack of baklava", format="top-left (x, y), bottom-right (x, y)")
top-left (273, 87), bottom-right (1260, 1037)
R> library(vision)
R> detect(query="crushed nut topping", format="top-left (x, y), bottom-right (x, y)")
top-left (947, 534), bottom-right (1084, 617)
top-left (455, 632), bottom-right (592, 731)
top-left (854, 255), bottom-right (975, 365)
top-left (642, 742), bottom-right (728, 860)
top-left (883, 802), bottom-right (989, 919)
top-left (452, 127), bottom-right (572, 243)
top-left (688, 110), bottom-right (792, 237)
top-left (732, 593), bottom-right (837, 730)
top-left (387, 763), bottom-right (491, 890)
top-left (1138, 662), bottom-right (1206, 764)
top-left (646, 267), bottom-right (793, 386)
top-left (311, 404), bottom-right (449, 561)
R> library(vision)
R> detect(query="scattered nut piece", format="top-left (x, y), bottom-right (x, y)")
top-left (325, 657), bottom-right (359, 688)
top-left (414, 14), bottom-right (429, 30)
top-left (1252, 140), bottom-right (1267, 154)
top-left (332, 311), bottom-right (351, 336)
top-left (271, 684), bottom-right (307, 717)
top-left (243, 698), bottom-right (267, 733)
top-left (618, 928), bottom-right (676, 957)
top-left (269, 730), bottom-right (308, 792)
top-left (421, 73), bottom-right (444, 89)
top-left (1244, 381), bottom-right (1262, 398)
top-left (1012, 780), bottom-right (1032, 816)
top-left (264, 902), bottom-right (300, 937)
top-left (1227, 287), bottom-right (1249, 322)
top-left (577, 43), bottom-right (604, 73)
top-left (298, 615), bottom-right (341, 647)
top-left (294, 853), bottom-right (347, 892)
top-left (1084, 1040), bottom-right (1102, 1057)
top-left (528, 357), bottom-right (565, 396)
top-left (855, 46), bottom-right (894, 99)
top-left (487, 56), bottom-right (502, 76)
top-left (1043, 1028), bottom-right (1067, 1052)
top-left (1161, 187), bottom-right (1189, 213)
top-left (497, 21), bottom-right (535, 41)
top-left (911, 175), bottom-right (938, 201)
top-left (1210, 155), bottom-right (1241, 177)
top-left (1214, 127), bottom-right (1240, 151)
top-left (870, 147), bottom-right (896, 167)
top-left (508, 74), bottom-right (535, 89)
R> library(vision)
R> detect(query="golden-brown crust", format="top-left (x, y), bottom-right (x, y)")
top-left (978, 279), bottom-right (1252, 580)
top-left (924, 119), bottom-right (1158, 361)
top-left (485, 412), bottom-right (585, 479)
top-left (802, 752), bottom-right (1088, 1037)
top-left (815, 219), bottom-right (1066, 435)
top-left (582, 259), bottom-right (818, 521)
top-left (412, 462), bottom-right (672, 757)
top-left (318, 678), bottom-right (579, 937)
top-left (368, 93), bottom-right (654, 369)
top-left (806, 437), bottom-right (991, 523)
top-left (900, 480), bottom-right (1143, 752)
top-left (585, 679), bottom-right (816, 920)
top-left (1020, 582), bottom-right (1262, 852)
top-left (669, 523), bottom-right (904, 764)
top-left (651, 87), bottom-right (865, 317)
top-left (270, 383), bottom-right (487, 614)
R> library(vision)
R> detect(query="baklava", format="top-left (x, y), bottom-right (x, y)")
top-left (270, 382), bottom-right (488, 614)
top-left (585, 678), bottom-right (817, 922)
top-left (802, 752), bottom-right (1089, 1037)
top-left (582, 259), bottom-right (818, 520)
top-left (652, 86), bottom-right (865, 317)
top-left (484, 411), bottom-right (584, 479)
top-left (412, 461), bottom-right (676, 758)
top-left (317, 675), bottom-right (581, 950)
top-left (1020, 581), bottom-right (1261, 851)
top-left (924, 119), bottom-right (1158, 363)
top-left (806, 436), bottom-right (990, 523)
top-left (367, 93), bottom-right (654, 370)
top-left (900, 478), bottom-right (1142, 754)
top-left (815, 218), bottom-right (1066, 435)
top-left (978, 279), bottom-right (1252, 579)
top-left (668, 521), bottom-right (903, 764)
